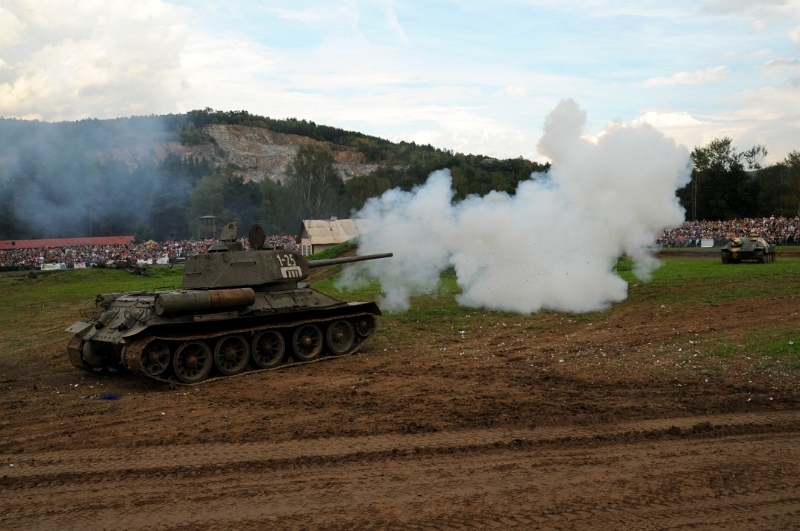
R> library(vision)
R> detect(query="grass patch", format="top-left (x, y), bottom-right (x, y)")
top-left (658, 245), bottom-right (799, 253)
top-left (619, 257), bottom-right (800, 307)
top-left (694, 327), bottom-right (800, 370)
top-left (614, 256), bottom-right (633, 272)
top-left (306, 239), bottom-right (357, 261)
top-left (699, 343), bottom-right (738, 359)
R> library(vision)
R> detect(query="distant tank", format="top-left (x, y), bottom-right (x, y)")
top-left (721, 233), bottom-right (776, 264)
top-left (66, 222), bottom-right (392, 384)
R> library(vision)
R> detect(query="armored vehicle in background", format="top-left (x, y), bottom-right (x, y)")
top-left (66, 222), bottom-right (391, 384)
top-left (721, 233), bottom-right (776, 264)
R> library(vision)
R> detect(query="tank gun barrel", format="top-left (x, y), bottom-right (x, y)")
top-left (308, 253), bottom-right (392, 268)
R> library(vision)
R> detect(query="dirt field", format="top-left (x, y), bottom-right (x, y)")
top-left (1, 257), bottom-right (800, 529)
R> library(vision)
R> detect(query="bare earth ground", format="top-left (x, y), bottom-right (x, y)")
top-left (1, 259), bottom-right (800, 529)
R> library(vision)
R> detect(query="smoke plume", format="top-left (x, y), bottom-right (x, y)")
top-left (0, 116), bottom-right (189, 240)
top-left (343, 99), bottom-right (691, 313)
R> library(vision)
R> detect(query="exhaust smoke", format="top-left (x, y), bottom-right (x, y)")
top-left (342, 99), bottom-right (691, 313)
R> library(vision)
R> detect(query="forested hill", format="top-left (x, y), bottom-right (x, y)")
top-left (0, 110), bottom-right (548, 241)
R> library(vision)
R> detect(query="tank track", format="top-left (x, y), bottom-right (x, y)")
top-left (69, 312), bottom-right (377, 386)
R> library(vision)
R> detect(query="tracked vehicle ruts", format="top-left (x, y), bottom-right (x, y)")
top-left (66, 222), bottom-right (391, 384)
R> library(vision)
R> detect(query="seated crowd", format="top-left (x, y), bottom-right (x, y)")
top-left (656, 216), bottom-right (800, 248)
top-left (0, 235), bottom-right (300, 271)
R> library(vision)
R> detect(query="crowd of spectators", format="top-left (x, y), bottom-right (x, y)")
top-left (657, 216), bottom-right (800, 248)
top-left (3, 218), bottom-right (798, 271)
top-left (0, 235), bottom-right (300, 271)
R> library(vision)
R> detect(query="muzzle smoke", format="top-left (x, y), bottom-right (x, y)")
top-left (341, 99), bottom-right (691, 313)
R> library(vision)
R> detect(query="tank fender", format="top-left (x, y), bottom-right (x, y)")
top-left (65, 321), bottom-right (93, 335)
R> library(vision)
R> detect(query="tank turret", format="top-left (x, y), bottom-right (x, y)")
top-left (182, 220), bottom-right (390, 290)
top-left (66, 222), bottom-right (392, 384)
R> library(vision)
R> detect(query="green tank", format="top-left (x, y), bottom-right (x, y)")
top-left (721, 233), bottom-right (776, 264)
top-left (65, 222), bottom-right (392, 384)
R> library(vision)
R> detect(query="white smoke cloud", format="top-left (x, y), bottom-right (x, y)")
top-left (342, 99), bottom-right (691, 314)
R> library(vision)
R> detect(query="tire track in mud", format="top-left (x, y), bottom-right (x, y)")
top-left (2, 411), bottom-right (800, 530)
top-left (3, 410), bottom-right (799, 481)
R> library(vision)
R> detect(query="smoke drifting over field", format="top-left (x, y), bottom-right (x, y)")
top-left (345, 99), bottom-right (691, 313)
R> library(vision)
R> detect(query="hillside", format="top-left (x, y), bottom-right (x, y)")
top-left (0, 111), bottom-right (549, 240)
top-left (162, 124), bottom-right (379, 184)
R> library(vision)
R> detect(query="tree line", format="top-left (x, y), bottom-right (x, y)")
top-left (677, 138), bottom-right (800, 220)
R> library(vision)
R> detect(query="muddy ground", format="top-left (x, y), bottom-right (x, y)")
top-left (1, 259), bottom-right (800, 529)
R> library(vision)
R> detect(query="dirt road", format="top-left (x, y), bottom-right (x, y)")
top-left (3, 411), bottom-right (800, 530)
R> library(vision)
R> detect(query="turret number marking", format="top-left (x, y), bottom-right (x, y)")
top-left (277, 254), bottom-right (302, 278)
top-left (276, 254), bottom-right (297, 267)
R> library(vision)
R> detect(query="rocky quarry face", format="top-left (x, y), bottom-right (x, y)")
top-left (159, 124), bottom-right (379, 183)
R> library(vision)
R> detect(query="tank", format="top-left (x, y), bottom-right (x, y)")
top-left (65, 222), bottom-right (392, 384)
top-left (721, 233), bottom-right (776, 264)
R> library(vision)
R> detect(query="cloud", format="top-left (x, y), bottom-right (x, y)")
top-left (633, 71), bottom-right (800, 163)
top-left (268, 7), bottom-right (331, 24)
top-left (702, 0), bottom-right (800, 17)
top-left (790, 24), bottom-right (800, 49)
top-left (0, 6), bottom-right (24, 47)
top-left (632, 111), bottom-right (706, 128)
top-left (502, 85), bottom-right (528, 97)
top-left (0, 0), bottom-right (192, 120)
top-left (264, 4), bottom-right (360, 28)
top-left (641, 66), bottom-right (731, 87)
top-left (701, 1), bottom-right (800, 33)
top-left (762, 56), bottom-right (800, 75)
top-left (720, 48), bottom-right (772, 60)
top-left (385, 3), bottom-right (409, 44)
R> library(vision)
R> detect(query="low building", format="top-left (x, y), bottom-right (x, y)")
top-left (296, 218), bottom-right (374, 256)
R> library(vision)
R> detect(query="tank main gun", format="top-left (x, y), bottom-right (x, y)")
top-left (307, 253), bottom-right (393, 269)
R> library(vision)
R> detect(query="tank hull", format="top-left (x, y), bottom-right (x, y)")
top-left (721, 236), bottom-right (776, 264)
top-left (67, 291), bottom-right (382, 385)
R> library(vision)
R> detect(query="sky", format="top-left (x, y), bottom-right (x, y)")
top-left (0, 0), bottom-right (799, 163)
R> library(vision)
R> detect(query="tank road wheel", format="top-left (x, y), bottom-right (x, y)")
top-left (214, 335), bottom-right (250, 376)
top-left (355, 315), bottom-right (375, 337)
top-left (326, 320), bottom-right (355, 355)
top-left (141, 341), bottom-right (171, 377)
top-left (292, 324), bottom-right (323, 362)
top-left (721, 252), bottom-right (731, 264)
top-left (173, 341), bottom-right (213, 384)
top-left (252, 330), bottom-right (286, 369)
top-left (756, 250), bottom-right (765, 263)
